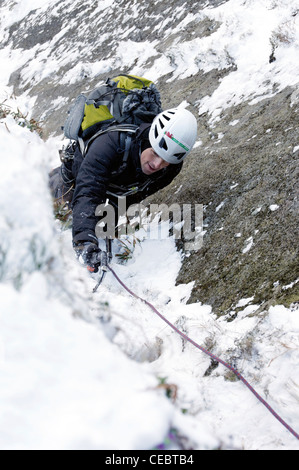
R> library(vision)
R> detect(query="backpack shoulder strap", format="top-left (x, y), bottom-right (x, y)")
top-left (82, 123), bottom-right (139, 158)
top-left (116, 130), bottom-right (134, 175)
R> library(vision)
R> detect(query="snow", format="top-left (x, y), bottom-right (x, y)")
top-left (242, 236), bottom-right (254, 254)
top-left (0, 0), bottom-right (299, 451)
top-left (215, 201), bottom-right (225, 212)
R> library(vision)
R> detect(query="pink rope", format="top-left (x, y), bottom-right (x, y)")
top-left (108, 265), bottom-right (299, 441)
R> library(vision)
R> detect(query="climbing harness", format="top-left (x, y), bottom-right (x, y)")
top-left (93, 253), bottom-right (299, 442)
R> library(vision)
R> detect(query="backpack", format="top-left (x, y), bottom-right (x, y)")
top-left (62, 73), bottom-right (163, 158)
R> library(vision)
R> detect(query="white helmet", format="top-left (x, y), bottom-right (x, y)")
top-left (149, 108), bottom-right (197, 164)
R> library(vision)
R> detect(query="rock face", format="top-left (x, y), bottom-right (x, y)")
top-left (1, 0), bottom-right (298, 315)
top-left (154, 85), bottom-right (299, 315)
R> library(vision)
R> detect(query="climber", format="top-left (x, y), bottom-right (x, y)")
top-left (49, 107), bottom-right (197, 272)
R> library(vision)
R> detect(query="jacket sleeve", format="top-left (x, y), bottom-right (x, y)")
top-left (143, 163), bottom-right (183, 199)
top-left (72, 133), bottom-right (121, 245)
top-left (155, 164), bottom-right (182, 193)
top-left (124, 163), bottom-right (183, 209)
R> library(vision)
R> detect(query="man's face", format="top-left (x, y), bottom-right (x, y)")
top-left (140, 148), bottom-right (170, 175)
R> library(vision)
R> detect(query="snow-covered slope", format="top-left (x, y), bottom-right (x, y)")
top-left (0, 0), bottom-right (298, 450)
top-left (1, 0), bottom-right (299, 136)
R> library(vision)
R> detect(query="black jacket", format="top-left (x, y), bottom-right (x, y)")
top-left (71, 123), bottom-right (183, 245)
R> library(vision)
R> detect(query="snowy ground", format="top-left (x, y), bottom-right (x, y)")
top-left (0, 0), bottom-right (299, 451)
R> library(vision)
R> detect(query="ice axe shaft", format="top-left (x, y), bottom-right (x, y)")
top-left (92, 238), bottom-right (113, 293)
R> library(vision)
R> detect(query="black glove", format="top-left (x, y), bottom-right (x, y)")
top-left (74, 242), bottom-right (103, 273)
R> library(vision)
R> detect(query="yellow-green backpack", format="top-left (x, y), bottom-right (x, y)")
top-left (63, 73), bottom-right (162, 155)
